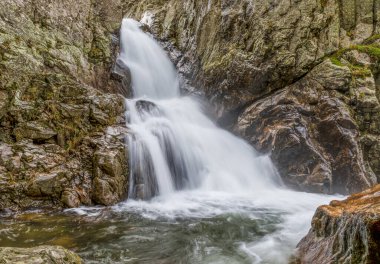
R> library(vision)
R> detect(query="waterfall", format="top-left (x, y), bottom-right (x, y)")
top-left (118, 18), bottom-right (281, 200)
top-left (53, 18), bottom-right (341, 264)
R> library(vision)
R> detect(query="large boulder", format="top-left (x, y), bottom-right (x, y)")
top-left (236, 60), bottom-right (377, 194)
top-left (0, 246), bottom-right (83, 264)
top-left (296, 185), bottom-right (380, 263)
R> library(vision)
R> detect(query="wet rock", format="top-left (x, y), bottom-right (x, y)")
top-left (0, 125), bottom-right (128, 211)
top-left (124, 0), bottom-right (379, 116)
top-left (61, 189), bottom-right (81, 208)
top-left (111, 58), bottom-right (132, 97)
top-left (296, 185), bottom-right (380, 263)
top-left (27, 171), bottom-right (67, 197)
top-left (90, 93), bottom-right (126, 125)
top-left (122, 1), bottom-right (380, 195)
top-left (128, 135), bottom-right (159, 200)
top-left (0, 246), bottom-right (83, 264)
top-left (236, 61), bottom-right (376, 194)
top-left (135, 100), bottom-right (161, 120)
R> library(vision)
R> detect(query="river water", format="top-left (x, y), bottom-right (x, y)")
top-left (0, 18), bottom-right (340, 264)
top-left (0, 189), bottom-right (337, 264)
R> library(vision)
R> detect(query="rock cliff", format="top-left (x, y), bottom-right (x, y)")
top-left (0, 0), bottom-right (129, 211)
top-left (123, 0), bottom-right (380, 194)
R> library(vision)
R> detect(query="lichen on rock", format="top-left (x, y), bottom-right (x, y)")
top-left (0, 0), bottom-right (130, 211)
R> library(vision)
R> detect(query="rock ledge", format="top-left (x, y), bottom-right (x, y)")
top-left (296, 185), bottom-right (380, 263)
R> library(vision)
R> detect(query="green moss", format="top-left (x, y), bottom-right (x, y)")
top-left (363, 34), bottom-right (380, 44)
top-left (203, 50), bottom-right (236, 73)
top-left (346, 30), bottom-right (355, 39)
top-left (88, 33), bottom-right (111, 63)
top-left (330, 57), bottom-right (344, 67)
top-left (327, 41), bottom-right (380, 80)
top-left (331, 44), bottom-right (380, 61)
top-left (349, 65), bottom-right (372, 78)
top-left (335, 47), bottom-right (350, 58)
top-left (353, 45), bottom-right (380, 59)
top-left (203, 47), bottom-right (250, 74)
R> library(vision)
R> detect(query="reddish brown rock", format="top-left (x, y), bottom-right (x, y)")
top-left (296, 185), bottom-right (380, 263)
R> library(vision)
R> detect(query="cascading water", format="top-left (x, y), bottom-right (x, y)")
top-left (119, 18), bottom-right (281, 200)
top-left (107, 19), bottom-right (340, 263)
top-left (4, 18), bottom-right (339, 264)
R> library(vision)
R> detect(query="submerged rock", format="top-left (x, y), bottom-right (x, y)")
top-left (0, 246), bottom-right (83, 264)
top-left (296, 185), bottom-right (380, 263)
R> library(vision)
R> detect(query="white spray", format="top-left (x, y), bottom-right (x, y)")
top-left (119, 18), bottom-right (281, 198)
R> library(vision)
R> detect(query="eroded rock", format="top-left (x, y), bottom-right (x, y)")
top-left (92, 139), bottom-right (128, 205)
top-left (123, 0), bottom-right (379, 116)
top-left (0, 124), bottom-right (128, 211)
top-left (236, 60), bottom-right (376, 194)
top-left (122, 1), bottom-right (380, 195)
top-left (0, 0), bottom-right (131, 211)
top-left (296, 185), bottom-right (380, 263)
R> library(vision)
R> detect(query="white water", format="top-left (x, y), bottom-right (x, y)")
top-left (117, 18), bottom-right (340, 263)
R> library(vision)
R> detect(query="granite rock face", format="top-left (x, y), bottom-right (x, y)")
top-left (0, 0), bottom-right (130, 211)
top-left (296, 185), bottom-right (380, 263)
top-left (123, 0), bottom-right (379, 113)
top-left (236, 60), bottom-right (377, 194)
top-left (0, 246), bottom-right (83, 264)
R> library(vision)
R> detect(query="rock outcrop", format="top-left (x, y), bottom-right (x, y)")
top-left (0, 0), bottom-right (130, 211)
top-left (296, 185), bottom-right (380, 263)
top-left (236, 59), bottom-right (377, 194)
top-left (123, 0), bottom-right (380, 194)
top-left (0, 246), bottom-right (83, 264)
